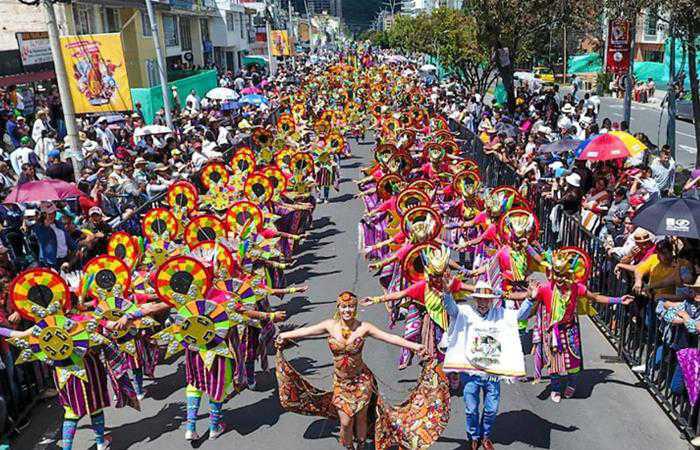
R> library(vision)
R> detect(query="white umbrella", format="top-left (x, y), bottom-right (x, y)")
top-left (134, 125), bottom-right (172, 138)
top-left (205, 87), bottom-right (240, 101)
top-left (420, 64), bottom-right (437, 72)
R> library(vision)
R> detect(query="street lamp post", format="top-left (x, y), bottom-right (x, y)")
top-left (145, 0), bottom-right (174, 130)
top-left (40, 0), bottom-right (81, 179)
top-left (666, 22), bottom-right (677, 158)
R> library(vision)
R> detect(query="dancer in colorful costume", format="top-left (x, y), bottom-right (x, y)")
top-left (511, 247), bottom-right (634, 402)
top-left (276, 291), bottom-right (450, 450)
top-left (6, 268), bottom-right (140, 450)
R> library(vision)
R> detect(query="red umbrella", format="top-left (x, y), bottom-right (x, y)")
top-left (240, 86), bottom-right (262, 95)
top-left (576, 134), bottom-right (631, 161)
top-left (4, 179), bottom-right (85, 204)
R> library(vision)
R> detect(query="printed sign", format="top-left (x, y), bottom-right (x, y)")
top-left (605, 19), bottom-right (631, 74)
top-left (59, 33), bottom-right (133, 113)
top-left (270, 30), bottom-right (293, 56)
top-left (16, 32), bottom-right (52, 67)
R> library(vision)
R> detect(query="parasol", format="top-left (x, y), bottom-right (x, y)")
top-left (4, 179), bottom-right (84, 204)
top-left (205, 87), bottom-right (240, 101)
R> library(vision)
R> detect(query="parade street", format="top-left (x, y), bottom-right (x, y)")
top-left (14, 138), bottom-right (688, 450)
top-left (597, 95), bottom-right (698, 169)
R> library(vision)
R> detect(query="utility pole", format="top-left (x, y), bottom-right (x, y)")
top-left (623, 16), bottom-right (636, 127)
top-left (265, 1), bottom-right (278, 76)
top-left (42, 0), bottom-right (80, 178)
top-left (303, 0), bottom-right (315, 53)
top-left (666, 21), bottom-right (676, 158)
top-left (562, 26), bottom-right (567, 85)
top-left (145, 0), bottom-right (174, 129)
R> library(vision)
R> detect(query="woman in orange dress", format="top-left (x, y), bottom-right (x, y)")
top-left (276, 291), bottom-right (450, 450)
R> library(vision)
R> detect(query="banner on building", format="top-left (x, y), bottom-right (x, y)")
top-left (605, 19), bottom-right (631, 74)
top-left (59, 33), bottom-right (133, 114)
top-left (270, 30), bottom-right (293, 56)
top-left (16, 32), bottom-right (52, 68)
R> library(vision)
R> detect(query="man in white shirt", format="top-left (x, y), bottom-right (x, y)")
top-left (10, 137), bottom-right (37, 175)
top-left (234, 75), bottom-right (245, 91)
top-left (94, 117), bottom-right (115, 153)
top-left (650, 147), bottom-right (676, 194)
top-left (191, 142), bottom-right (209, 170)
top-left (186, 89), bottom-right (201, 112)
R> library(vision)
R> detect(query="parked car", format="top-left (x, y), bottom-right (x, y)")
top-left (677, 99), bottom-right (694, 123)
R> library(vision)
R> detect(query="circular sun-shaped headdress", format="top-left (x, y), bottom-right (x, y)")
top-left (82, 255), bottom-right (131, 299)
top-left (226, 200), bottom-right (264, 236)
top-left (244, 172), bottom-right (273, 204)
top-left (396, 188), bottom-right (430, 216)
top-left (166, 181), bottom-right (199, 215)
top-left (184, 214), bottom-right (226, 249)
top-left (200, 162), bottom-right (230, 190)
top-left (10, 268), bottom-right (70, 321)
top-left (402, 243), bottom-right (440, 284)
top-left (142, 208), bottom-right (179, 242)
top-left (107, 231), bottom-right (141, 269)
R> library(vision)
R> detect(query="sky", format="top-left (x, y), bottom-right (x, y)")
top-left (292, 0), bottom-right (383, 32)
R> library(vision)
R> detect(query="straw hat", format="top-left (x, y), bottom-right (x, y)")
top-left (685, 276), bottom-right (700, 290)
top-left (471, 280), bottom-right (499, 299)
top-left (633, 229), bottom-right (653, 244)
top-left (565, 173), bottom-right (581, 187)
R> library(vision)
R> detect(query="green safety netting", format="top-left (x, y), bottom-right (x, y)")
top-left (565, 36), bottom-right (698, 89)
top-left (567, 53), bottom-right (602, 74)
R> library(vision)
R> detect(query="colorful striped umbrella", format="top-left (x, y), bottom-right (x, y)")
top-left (576, 132), bottom-right (646, 161)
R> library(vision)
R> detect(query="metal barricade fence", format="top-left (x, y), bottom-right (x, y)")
top-left (450, 118), bottom-right (699, 440)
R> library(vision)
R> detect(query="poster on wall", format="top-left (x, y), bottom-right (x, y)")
top-left (605, 19), bottom-right (631, 75)
top-left (16, 32), bottom-right (53, 68)
top-left (270, 30), bottom-right (293, 56)
top-left (59, 33), bottom-right (133, 113)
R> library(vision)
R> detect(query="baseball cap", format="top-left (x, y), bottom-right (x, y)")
top-left (48, 149), bottom-right (61, 159)
top-left (20, 136), bottom-right (31, 145)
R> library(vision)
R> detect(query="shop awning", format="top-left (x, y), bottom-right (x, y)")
top-left (242, 55), bottom-right (269, 67)
top-left (0, 70), bottom-right (55, 88)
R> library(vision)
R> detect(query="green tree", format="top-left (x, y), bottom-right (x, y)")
top-left (462, 0), bottom-right (598, 113)
top-left (378, 8), bottom-right (497, 95)
top-left (656, 0), bottom-right (699, 164)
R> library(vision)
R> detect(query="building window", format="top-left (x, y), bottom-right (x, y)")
top-left (643, 11), bottom-right (659, 40)
top-left (103, 7), bottom-right (120, 33)
top-left (226, 12), bottom-right (235, 32)
top-left (180, 18), bottom-right (192, 51)
top-left (200, 19), bottom-right (210, 43)
top-left (73, 4), bottom-right (96, 35)
top-left (146, 59), bottom-right (158, 87)
top-left (239, 13), bottom-right (245, 39)
top-left (643, 49), bottom-right (664, 63)
top-left (141, 11), bottom-right (152, 36)
top-left (163, 15), bottom-right (179, 47)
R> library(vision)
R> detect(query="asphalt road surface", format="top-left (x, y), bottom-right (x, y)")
top-left (15, 138), bottom-right (689, 449)
top-left (597, 95), bottom-right (697, 169)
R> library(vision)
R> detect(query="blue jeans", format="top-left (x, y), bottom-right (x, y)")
top-left (461, 373), bottom-right (500, 440)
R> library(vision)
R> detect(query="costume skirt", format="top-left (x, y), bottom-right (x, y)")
top-left (55, 351), bottom-right (111, 417)
top-left (184, 350), bottom-right (235, 402)
top-left (276, 350), bottom-right (450, 449)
